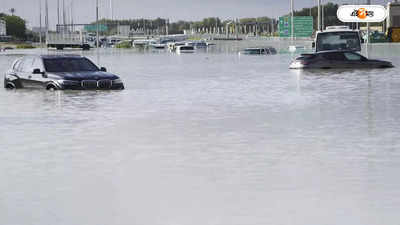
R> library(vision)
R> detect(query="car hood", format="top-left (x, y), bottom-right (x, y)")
top-left (368, 59), bottom-right (392, 64)
top-left (49, 71), bottom-right (119, 81)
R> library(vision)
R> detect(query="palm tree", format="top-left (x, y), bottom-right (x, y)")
top-left (10, 8), bottom-right (15, 16)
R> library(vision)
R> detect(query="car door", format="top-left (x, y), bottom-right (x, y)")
top-left (320, 52), bottom-right (347, 68)
top-left (17, 57), bottom-right (35, 88)
top-left (29, 57), bottom-right (48, 88)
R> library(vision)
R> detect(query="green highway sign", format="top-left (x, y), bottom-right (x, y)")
top-left (84, 24), bottom-right (108, 32)
top-left (279, 16), bottom-right (313, 37)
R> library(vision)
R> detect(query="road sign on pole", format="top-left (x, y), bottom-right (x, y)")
top-left (279, 16), bottom-right (313, 37)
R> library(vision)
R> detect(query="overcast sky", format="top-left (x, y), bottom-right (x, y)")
top-left (0, 0), bottom-right (390, 29)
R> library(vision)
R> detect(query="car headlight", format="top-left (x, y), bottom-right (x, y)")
top-left (289, 61), bottom-right (304, 69)
top-left (112, 78), bottom-right (123, 84)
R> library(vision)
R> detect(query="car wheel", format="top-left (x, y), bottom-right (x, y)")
top-left (46, 84), bottom-right (58, 91)
top-left (4, 79), bottom-right (16, 89)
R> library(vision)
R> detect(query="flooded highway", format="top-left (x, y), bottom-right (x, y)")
top-left (1, 41), bottom-right (400, 225)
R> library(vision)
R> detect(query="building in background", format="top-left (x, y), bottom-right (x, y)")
top-left (387, 1), bottom-right (400, 42)
top-left (0, 19), bottom-right (6, 36)
top-left (118, 25), bottom-right (130, 36)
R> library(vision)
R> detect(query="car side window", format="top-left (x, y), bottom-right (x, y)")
top-left (16, 58), bottom-right (26, 72)
top-left (12, 59), bottom-right (21, 71)
top-left (344, 52), bottom-right (362, 61)
top-left (21, 57), bottom-right (34, 72)
top-left (32, 58), bottom-right (44, 71)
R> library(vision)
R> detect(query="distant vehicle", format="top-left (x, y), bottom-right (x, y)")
top-left (289, 50), bottom-right (394, 69)
top-left (314, 26), bottom-right (362, 52)
top-left (47, 33), bottom-right (91, 50)
top-left (240, 47), bottom-right (277, 55)
top-left (149, 41), bottom-right (166, 49)
top-left (167, 42), bottom-right (186, 51)
top-left (150, 43), bottom-right (166, 49)
top-left (288, 45), bottom-right (306, 52)
top-left (4, 55), bottom-right (124, 90)
top-left (185, 40), bottom-right (209, 48)
top-left (133, 39), bottom-right (152, 48)
top-left (176, 45), bottom-right (195, 54)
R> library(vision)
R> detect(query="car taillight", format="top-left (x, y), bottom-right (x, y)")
top-left (300, 60), bottom-right (311, 65)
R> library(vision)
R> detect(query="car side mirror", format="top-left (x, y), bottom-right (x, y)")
top-left (312, 42), bottom-right (315, 48)
top-left (100, 67), bottom-right (107, 72)
top-left (33, 68), bottom-right (47, 78)
top-left (33, 68), bottom-right (42, 74)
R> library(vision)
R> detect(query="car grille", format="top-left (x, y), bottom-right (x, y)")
top-left (98, 79), bottom-right (112, 89)
top-left (81, 80), bottom-right (112, 89)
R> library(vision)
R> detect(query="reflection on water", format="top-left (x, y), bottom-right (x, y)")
top-left (1, 42), bottom-right (400, 225)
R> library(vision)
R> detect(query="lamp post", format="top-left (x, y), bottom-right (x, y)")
top-left (366, 0), bottom-right (371, 58)
top-left (96, 0), bottom-right (99, 48)
top-left (291, 0), bottom-right (294, 40)
top-left (317, 0), bottom-right (321, 31)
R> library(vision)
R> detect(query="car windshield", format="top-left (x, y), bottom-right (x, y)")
top-left (244, 49), bottom-right (261, 54)
top-left (316, 31), bottom-right (361, 52)
top-left (43, 58), bottom-right (99, 72)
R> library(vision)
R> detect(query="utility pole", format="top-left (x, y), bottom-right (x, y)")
top-left (39, 0), bottom-right (42, 47)
top-left (366, 0), bottom-right (371, 57)
top-left (110, 0), bottom-right (113, 21)
top-left (166, 19), bottom-right (169, 35)
top-left (96, 0), bottom-right (99, 48)
top-left (57, 0), bottom-right (60, 30)
top-left (318, 0), bottom-right (321, 31)
top-left (236, 18), bottom-right (239, 39)
top-left (45, 0), bottom-right (48, 40)
top-left (321, 1), bottom-right (324, 30)
top-left (71, 0), bottom-right (74, 32)
top-left (290, 0), bottom-right (294, 40)
top-left (63, 0), bottom-right (66, 33)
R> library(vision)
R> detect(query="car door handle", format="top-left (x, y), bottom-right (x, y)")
top-left (28, 75), bottom-right (32, 79)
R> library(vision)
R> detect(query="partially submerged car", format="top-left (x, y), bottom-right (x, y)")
top-left (289, 50), bottom-right (394, 69)
top-left (240, 47), bottom-right (277, 55)
top-left (4, 55), bottom-right (124, 90)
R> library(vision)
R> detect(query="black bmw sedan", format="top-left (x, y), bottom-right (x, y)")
top-left (289, 50), bottom-right (394, 69)
top-left (4, 55), bottom-right (124, 90)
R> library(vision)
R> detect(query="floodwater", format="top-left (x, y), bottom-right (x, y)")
top-left (1, 41), bottom-right (400, 225)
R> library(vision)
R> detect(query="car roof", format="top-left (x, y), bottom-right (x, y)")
top-left (39, 54), bottom-right (85, 59)
top-left (245, 47), bottom-right (275, 50)
top-left (316, 29), bottom-right (360, 34)
top-left (315, 50), bottom-right (361, 54)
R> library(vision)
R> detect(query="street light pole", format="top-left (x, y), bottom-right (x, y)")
top-left (39, 0), bottom-right (42, 48)
top-left (96, 0), bottom-right (99, 48)
top-left (366, 0), bottom-right (371, 57)
top-left (317, 0), bottom-right (321, 31)
top-left (291, 0), bottom-right (294, 40)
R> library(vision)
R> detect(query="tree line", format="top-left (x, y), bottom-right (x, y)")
top-left (2, 2), bottom-right (383, 40)
top-left (89, 4), bottom-right (347, 35)
top-left (0, 13), bottom-right (27, 40)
